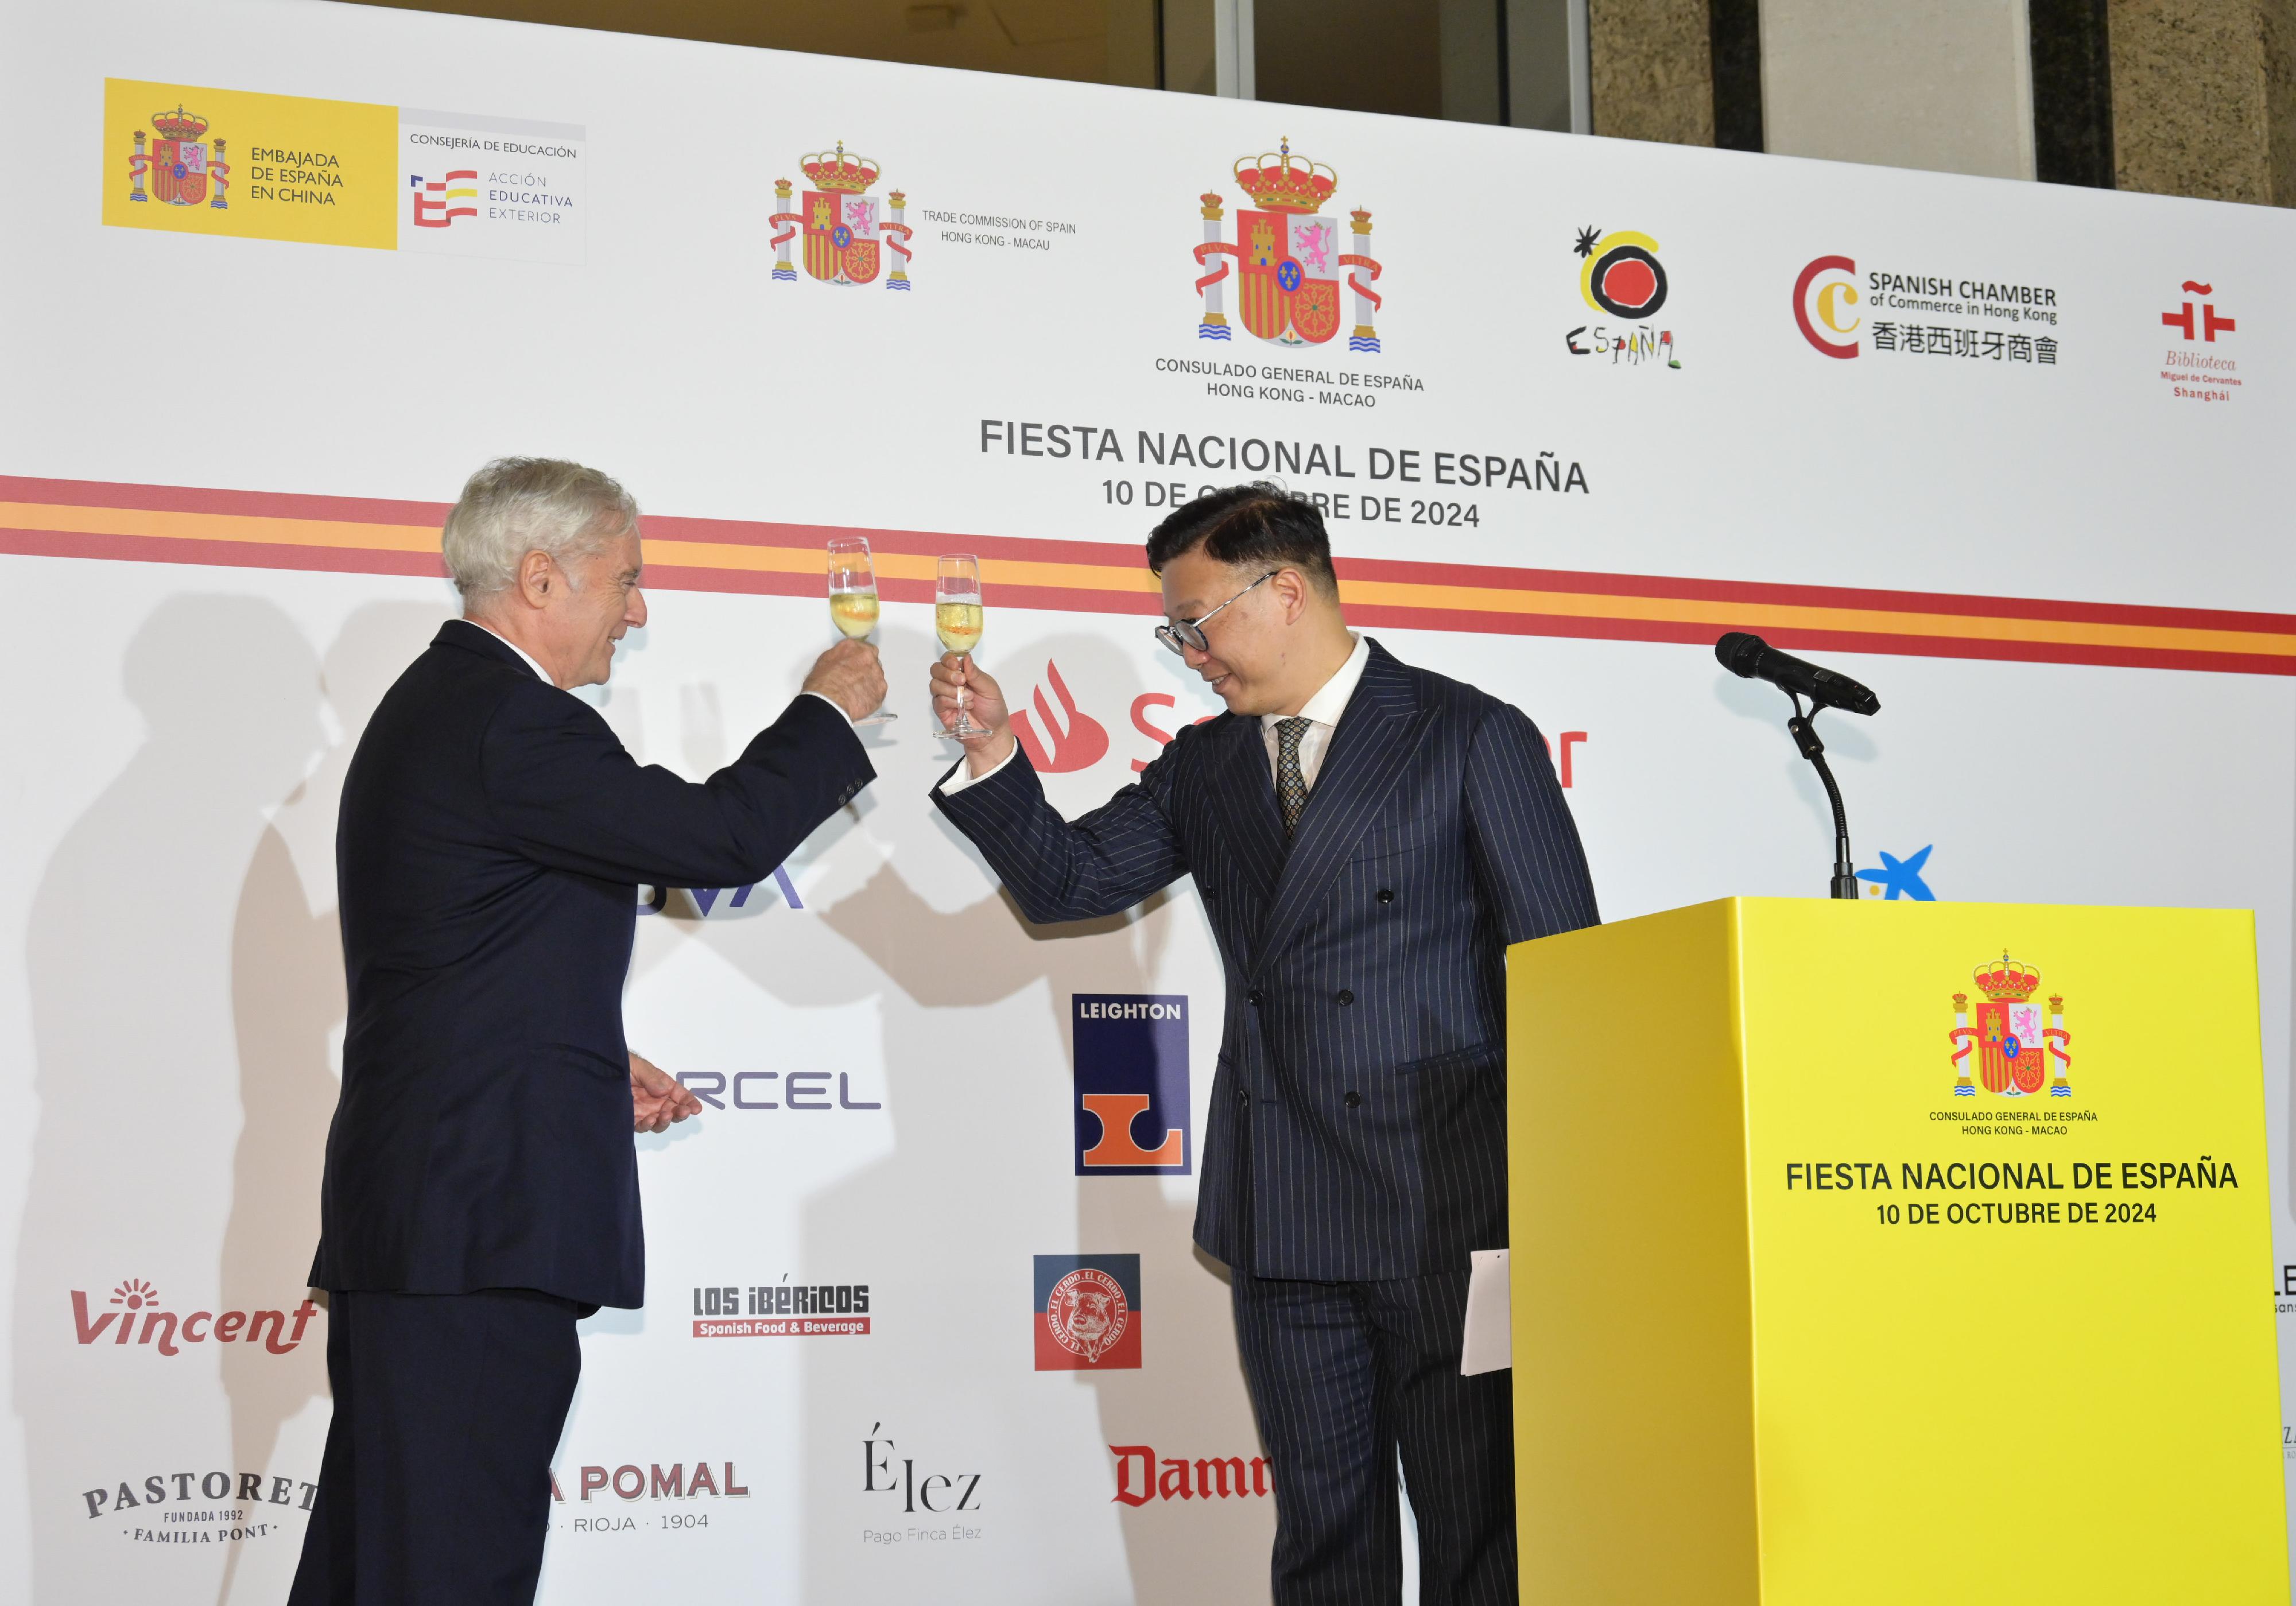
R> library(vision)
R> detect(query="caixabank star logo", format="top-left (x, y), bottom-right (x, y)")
top-left (1949, 952), bottom-right (2072, 1099)
top-left (1193, 137), bottom-right (1384, 351)
top-left (1033, 1254), bottom-right (1142, 1370)
top-left (769, 142), bottom-right (916, 289)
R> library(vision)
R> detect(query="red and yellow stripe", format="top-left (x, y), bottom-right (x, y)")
top-left (3, 474), bottom-right (2291, 676)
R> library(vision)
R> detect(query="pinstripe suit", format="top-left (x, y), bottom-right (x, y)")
top-left (933, 638), bottom-right (1597, 1604)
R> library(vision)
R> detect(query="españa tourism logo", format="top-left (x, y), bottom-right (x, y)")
top-left (1194, 137), bottom-right (1385, 351)
top-left (1566, 226), bottom-right (1679, 369)
top-left (1949, 952), bottom-right (2072, 1099)
top-left (768, 142), bottom-right (916, 289)
top-left (1034, 1255), bottom-right (1142, 1370)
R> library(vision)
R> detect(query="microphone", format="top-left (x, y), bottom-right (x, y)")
top-left (1715, 632), bottom-right (1880, 716)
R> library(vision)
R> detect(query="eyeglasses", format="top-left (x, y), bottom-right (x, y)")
top-left (1155, 571), bottom-right (1277, 657)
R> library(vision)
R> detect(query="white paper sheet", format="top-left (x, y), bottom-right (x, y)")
top-left (1460, 1248), bottom-right (1511, 1375)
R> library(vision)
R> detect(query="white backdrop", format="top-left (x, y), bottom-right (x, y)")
top-left (3, 3), bottom-right (2294, 1601)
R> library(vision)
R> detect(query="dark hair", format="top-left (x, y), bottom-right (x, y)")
top-left (1144, 482), bottom-right (1337, 596)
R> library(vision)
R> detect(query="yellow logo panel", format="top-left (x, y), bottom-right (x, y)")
top-left (102, 78), bottom-right (395, 250)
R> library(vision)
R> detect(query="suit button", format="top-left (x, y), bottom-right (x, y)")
top-left (1336, 989), bottom-right (1355, 1006)
top-left (1376, 889), bottom-right (1394, 905)
top-left (1344, 1091), bottom-right (1362, 1109)
top-left (1247, 988), bottom-right (1263, 1007)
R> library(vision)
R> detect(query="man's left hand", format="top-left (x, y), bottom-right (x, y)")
top-left (630, 1051), bottom-right (704, 1134)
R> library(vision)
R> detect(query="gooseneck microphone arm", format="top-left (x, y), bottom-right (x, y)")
top-left (1716, 632), bottom-right (1875, 901)
top-left (1782, 691), bottom-right (1859, 900)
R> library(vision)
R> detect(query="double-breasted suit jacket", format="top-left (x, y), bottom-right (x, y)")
top-left (934, 638), bottom-right (1599, 1281)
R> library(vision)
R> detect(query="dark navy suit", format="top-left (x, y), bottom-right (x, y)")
top-left (292, 619), bottom-right (871, 1605)
top-left (934, 638), bottom-right (1597, 1604)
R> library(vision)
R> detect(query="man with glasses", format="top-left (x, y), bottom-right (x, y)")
top-left (927, 483), bottom-right (1597, 1605)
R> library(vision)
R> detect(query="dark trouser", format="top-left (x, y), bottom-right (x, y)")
top-left (288, 1288), bottom-right (585, 1606)
top-left (1231, 1265), bottom-right (1515, 1606)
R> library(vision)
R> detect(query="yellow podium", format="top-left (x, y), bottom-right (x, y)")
top-left (1507, 898), bottom-right (2287, 1605)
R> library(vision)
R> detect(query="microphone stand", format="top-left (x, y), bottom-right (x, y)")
top-left (1779, 690), bottom-right (1859, 900)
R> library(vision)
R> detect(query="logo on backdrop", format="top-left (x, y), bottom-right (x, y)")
top-left (1566, 226), bottom-right (1678, 369)
top-left (1796, 253), bottom-right (2065, 367)
top-left (1013, 661), bottom-right (1111, 774)
top-left (1108, 1444), bottom-right (1272, 1505)
top-left (1193, 137), bottom-right (1384, 351)
top-left (1950, 953), bottom-right (2072, 1100)
top-left (72, 1278), bottom-right (321, 1356)
top-left (82, 1465), bottom-right (315, 1545)
top-left (127, 106), bottom-right (229, 208)
top-left (862, 1423), bottom-right (984, 1524)
top-left (408, 168), bottom-right (477, 228)
top-left (2160, 279), bottom-right (2240, 404)
top-left (1034, 1255), bottom-right (1142, 1370)
top-left (1856, 844), bottom-right (1934, 901)
top-left (770, 142), bottom-right (916, 289)
top-left (1074, 995), bottom-right (1190, 1174)
top-left (691, 1278), bottom-right (871, 1337)
top-left (550, 1459), bottom-right (749, 1535)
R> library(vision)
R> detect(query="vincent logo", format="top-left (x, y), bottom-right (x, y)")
top-left (129, 106), bottom-right (230, 209)
top-left (1194, 137), bottom-right (1384, 351)
top-left (72, 1278), bottom-right (321, 1356)
top-left (1949, 953), bottom-right (2071, 1100)
top-left (770, 142), bottom-right (914, 289)
top-left (1011, 661), bottom-right (1109, 774)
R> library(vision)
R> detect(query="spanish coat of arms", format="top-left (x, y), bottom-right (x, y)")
top-left (1193, 137), bottom-right (1383, 350)
top-left (770, 142), bottom-right (913, 289)
top-left (1950, 953), bottom-right (2071, 1098)
top-left (129, 106), bottom-right (229, 210)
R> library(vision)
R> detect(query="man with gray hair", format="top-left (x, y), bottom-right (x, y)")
top-left (290, 457), bottom-right (884, 1605)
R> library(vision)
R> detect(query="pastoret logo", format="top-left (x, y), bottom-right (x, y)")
top-left (1949, 952), bottom-right (2072, 1100)
top-left (1794, 254), bottom-right (1861, 357)
top-left (691, 1277), bottom-right (871, 1338)
top-left (72, 1278), bottom-right (321, 1356)
top-left (1034, 1254), bottom-right (1142, 1370)
top-left (1108, 1444), bottom-right (1271, 1505)
top-left (769, 141), bottom-right (915, 289)
top-left (1075, 994), bottom-right (1190, 1174)
top-left (1567, 226), bottom-right (1680, 370)
top-left (82, 1465), bottom-right (315, 1546)
top-left (1013, 661), bottom-right (1111, 774)
top-left (1194, 137), bottom-right (1384, 351)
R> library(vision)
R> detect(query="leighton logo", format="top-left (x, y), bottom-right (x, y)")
top-left (72, 1279), bottom-right (321, 1355)
top-left (1075, 994), bottom-right (1190, 1174)
top-left (1794, 254), bottom-right (1860, 357)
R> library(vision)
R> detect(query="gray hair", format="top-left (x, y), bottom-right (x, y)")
top-left (441, 457), bottom-right (639, 600)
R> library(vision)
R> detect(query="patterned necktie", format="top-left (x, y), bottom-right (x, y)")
top-left (1274, 717), bottom-right (1312, 837)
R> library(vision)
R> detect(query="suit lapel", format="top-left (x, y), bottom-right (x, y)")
top-left (1250, 642), bottom-right (1431, 977)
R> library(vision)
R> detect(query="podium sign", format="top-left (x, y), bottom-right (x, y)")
top-left (1508, 899), bottom-right (2287, 1605)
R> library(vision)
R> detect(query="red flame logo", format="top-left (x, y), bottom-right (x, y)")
top-left (1010, 661), bottom-right (1108, 774)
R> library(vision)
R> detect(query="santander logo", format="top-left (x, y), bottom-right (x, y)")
top-left (1010, 662), bottom-right (1110, 774)
top-left (72, 1278), bottom-right (322, 1356)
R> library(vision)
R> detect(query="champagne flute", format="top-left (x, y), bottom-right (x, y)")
top-left (827, 536), bottom-right (895, 724)
top-left (936, 553), bottom-right (986, 738)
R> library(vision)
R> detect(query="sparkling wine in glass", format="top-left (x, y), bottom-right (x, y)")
top-left (826, 536), bottom-right (895, 724)
top-left (936, 553), bottom-right (986, 738)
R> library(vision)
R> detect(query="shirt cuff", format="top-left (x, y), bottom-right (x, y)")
top-left (939, 741), bottom-right (1019, 796)
top-left (801, 690), bottom-right (855, 726)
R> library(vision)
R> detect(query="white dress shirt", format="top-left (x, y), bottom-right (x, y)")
top-left (1259, 631), bottom-right (1368, 793)
top-left (468, 618), bottom-right (855, 724)
top-left (944, 632), bottom-right (1367, 796)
